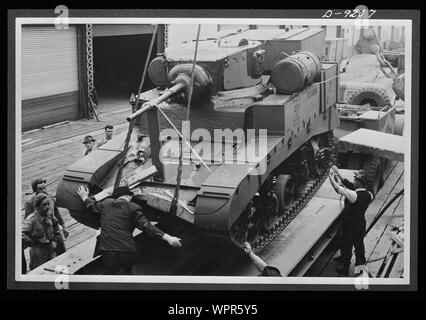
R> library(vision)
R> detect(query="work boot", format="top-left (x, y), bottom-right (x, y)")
top-left (335, 265), bottom-right (349, 276)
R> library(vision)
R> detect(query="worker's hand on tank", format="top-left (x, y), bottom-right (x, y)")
top-left (163, 234), bottom-right (182, 247)
top-left (62, 226), bottom-right (69, 239)
top-left (334, 174), bottom-right (341, 184)
top-left (77, 185), bottom-right (89, 201)
top-left (50, 241), bottom-right (57, 249)
top-left (242, 242), bottom-right (253, 254)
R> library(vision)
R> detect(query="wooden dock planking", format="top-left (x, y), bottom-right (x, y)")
top-left (364, 165), bottom-right (403, 251)
top-left (388, 247), bottom-right (404, 278)
top-left (365, 194), bottom-right (404, 277)
top-left (21, 99), bottom-right (132, 149)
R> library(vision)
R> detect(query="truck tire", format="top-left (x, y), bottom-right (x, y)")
top-left (362, 156), bottom-right (384, 196)
top-left (348, 87), bottom-right (391, 108)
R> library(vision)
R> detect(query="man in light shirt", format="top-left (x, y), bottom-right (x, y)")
top-left (97, 125), bottom-right (114, 148)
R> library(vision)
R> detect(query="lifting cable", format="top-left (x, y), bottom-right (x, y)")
top-left (113, 24), bottom-right (159, 192)
top-left (170, 24), bottom-right (201, 215)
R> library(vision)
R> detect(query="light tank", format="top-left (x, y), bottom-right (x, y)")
top-left (56, 28), bottom-right (340, 252)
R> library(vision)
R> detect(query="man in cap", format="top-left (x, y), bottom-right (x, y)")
top-left (24, 178), bottom-right (68, 255)
top-left (22, 193), bottom-right (62, 270)
top-left (76, 185), bottom-right (182, 275)
top-left (329, 165), bottom-right (374, 276)
top-left (97, 125), bottom-right (114, 148)
top-left (83, 135), bottom-right (96, 156)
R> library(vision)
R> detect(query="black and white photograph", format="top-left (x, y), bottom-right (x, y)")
top-left (7, 9), bottom-right (419, 292)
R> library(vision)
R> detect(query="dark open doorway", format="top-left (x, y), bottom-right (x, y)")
top-left (93, 34), bottom-right (157, 101)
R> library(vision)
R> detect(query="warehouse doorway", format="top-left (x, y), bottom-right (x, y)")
top-left (93, 34), bottom-right (157, 103)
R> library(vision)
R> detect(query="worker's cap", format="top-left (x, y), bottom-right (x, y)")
top-left (31, 178), bottom-right (47, 192)
top-left (354, 170), bottom-right (369, 185)
top-left (82, 135), bottom-right (96, 144)
top-left (111, 186), bottom-right (134, 199)
top-left (34, 193), bottom-right (49, 208)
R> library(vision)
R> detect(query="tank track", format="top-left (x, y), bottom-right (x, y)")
top-left (242, 131), bottom-right (337, 254)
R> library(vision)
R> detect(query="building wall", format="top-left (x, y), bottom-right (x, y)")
top-left (21, 26), bottom-right (80, 131)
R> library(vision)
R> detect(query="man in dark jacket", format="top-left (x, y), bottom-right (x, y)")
top-left (25, 178), bottom-right (68, 255)
top-left (22, 193), bottom-right (62, 271)
top-left (329, 165), bottom-right (374, 276)
top-left (77, 185), bottom-right (182, 275)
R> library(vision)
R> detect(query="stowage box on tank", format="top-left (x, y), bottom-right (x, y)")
top-left (218, 28), bottom-right (326, 72)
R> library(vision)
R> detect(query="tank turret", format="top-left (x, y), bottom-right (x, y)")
top-left (147, 38), bottom-right (266, 98)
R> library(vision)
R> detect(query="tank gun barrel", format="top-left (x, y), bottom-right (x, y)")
top-left (126, 81), bottom-right (186, 122)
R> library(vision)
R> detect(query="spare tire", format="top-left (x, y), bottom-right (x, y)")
top-left (348, 86), bottom-right (391, 108)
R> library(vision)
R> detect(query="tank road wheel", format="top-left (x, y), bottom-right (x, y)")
top-left (307, 133), bottom-right (332, 178)
top-left (274, 174), bottom-right (297, 216)
top-left (362, 156), bottom-right (384, 196)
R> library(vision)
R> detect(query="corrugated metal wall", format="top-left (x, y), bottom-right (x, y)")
top-left (21, 26), bottom-right (79, 131)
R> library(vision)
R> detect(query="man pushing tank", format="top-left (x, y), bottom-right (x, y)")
top-left (76, 185), bottom-right (182, 275)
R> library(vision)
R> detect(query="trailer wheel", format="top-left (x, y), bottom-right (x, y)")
top-left (274, 174), bottom-right (297, 215)
top-left (348, 87), bottom-right (391, 108)
top-left (362, 156), bottom-right (384, 196)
